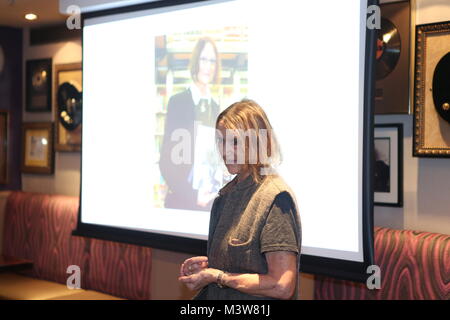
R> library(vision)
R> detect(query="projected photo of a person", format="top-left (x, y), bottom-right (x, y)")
top-left (159, 37), bottom-right (222, 211)
top-left (178, 100), bottom-right (302, 300)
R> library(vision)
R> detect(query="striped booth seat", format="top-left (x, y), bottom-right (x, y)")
top-left (314, 227), bottom-right (449, 300)
top-left (0, 191), bottom-right (152, 300)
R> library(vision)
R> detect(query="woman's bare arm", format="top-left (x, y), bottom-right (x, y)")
top-left (179, 251), bottom-right (297, 300)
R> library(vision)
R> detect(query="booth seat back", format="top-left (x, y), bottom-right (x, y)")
top-left (315, 227), bottom-right (450, 300)
top-left (2, 191), bottom-right (152, 299)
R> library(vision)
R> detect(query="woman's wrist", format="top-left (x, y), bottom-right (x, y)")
top-left (204, 268), bottom-right (227, 287)
top-left (216, 270), bottom-right (227, 288)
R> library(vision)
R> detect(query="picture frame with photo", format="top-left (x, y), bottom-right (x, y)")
top-left (21, 122), bottom-right (54, 174)
top-left (374, 124), bottom-right (403, 207)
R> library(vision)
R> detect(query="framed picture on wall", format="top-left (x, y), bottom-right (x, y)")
top-left (0, 111), bottom-right (8, 184)
top-left (54, 62), bottom-right (82, 152)
top-left (26, 59), bottom-right (52, 112)
top-left (21, 122), bottom-right (54, 174)
top-left (374, 0), bottom-right (411, 114)
top-left (414, 21), bottom-right (450, 157)
top-left (374, 124), bottom-right (403, 207)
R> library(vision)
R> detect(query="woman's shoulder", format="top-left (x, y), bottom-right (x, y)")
top-left (260, 174), bottom-right (290, 193)
top-left (168, 88), bottom-right (193, 106)
top-left (259, 174), bottom-right (298, 205)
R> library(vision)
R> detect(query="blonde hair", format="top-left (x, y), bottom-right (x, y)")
top-left (216, 99), bottom-right (282, 183)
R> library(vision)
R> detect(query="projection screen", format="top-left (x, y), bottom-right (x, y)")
top-left (75, 0), bottom-right (377, 282)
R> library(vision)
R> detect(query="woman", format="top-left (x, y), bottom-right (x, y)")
top-left (178, 100), bottom-right (302, 300)
top-left (159, 37), bottom-right (222, 211)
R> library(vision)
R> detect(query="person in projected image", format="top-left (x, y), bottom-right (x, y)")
top-left (178, 100), bottom-right (302, 300)
top-left (159, 37), bottom-right (222, 211)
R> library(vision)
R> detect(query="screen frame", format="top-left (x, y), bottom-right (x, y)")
top-left (73, 0), bottom-right (377, 283)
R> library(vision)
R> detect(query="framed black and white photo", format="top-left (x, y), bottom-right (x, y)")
top-left (374, 124), bottom-right (403, 207)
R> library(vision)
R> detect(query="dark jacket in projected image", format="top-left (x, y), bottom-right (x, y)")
top-left (195, 173), bottom-right (302, 300)
top-left (159, 88), bottom-right (220, 211)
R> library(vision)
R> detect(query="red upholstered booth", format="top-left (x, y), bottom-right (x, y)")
top-left (1, 191), bottom-right (152, 300)
top-left (2, 191), bottom-right (448, 300)
top-left (315, 227), bottom-right (450, 300)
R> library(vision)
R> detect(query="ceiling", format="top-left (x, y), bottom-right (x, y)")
top-left (0, 0), bottom-right (68, 28)
top-left (0, 0), bottom-right (413, 29)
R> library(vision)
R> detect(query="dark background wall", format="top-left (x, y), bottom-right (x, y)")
top-left (0, 26), bottom-right (22, 191)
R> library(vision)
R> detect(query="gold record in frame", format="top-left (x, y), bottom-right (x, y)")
top-left (54, 63), bottom-right (82, 152)
top-left (375, 1), bottom-right (411, 115)
top-left (26, 59), bottom-right (52, 112)
top-left (414, 21), bottom-right (450, 157)
top-left (376, 18), bottom-right (401, 80)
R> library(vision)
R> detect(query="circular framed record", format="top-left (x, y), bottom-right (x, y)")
top-left (433, 52), bottom-right (450, 124)
top-left (57, 82), bottom-right (82, 131)
top-left (376, 18), bottom-right (401, 80)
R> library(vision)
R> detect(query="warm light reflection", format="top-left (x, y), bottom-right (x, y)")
top-left (382, 32), bottom-right (392, 44)
top-left (25, 13), bottom-right (38, 21)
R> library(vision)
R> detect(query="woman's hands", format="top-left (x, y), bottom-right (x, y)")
top-left (179, 252), bottom-right (298, 299)
top-left (179, 256), bottom-right (220, 291)
top-left (179, 268), bottom-right (219, 291)
top-left (180, 256), bottom-right (209, 277)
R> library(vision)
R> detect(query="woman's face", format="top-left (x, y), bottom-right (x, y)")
top-left (216, 124), bottom-right (247, 175)
top-left (197, 42), bottom-right (217, 86)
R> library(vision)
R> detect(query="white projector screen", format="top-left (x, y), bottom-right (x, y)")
top-left (77, 0), bottom-right (376, 281)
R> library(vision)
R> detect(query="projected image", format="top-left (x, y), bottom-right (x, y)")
top-left (81, 0), bottom-right (372, 271)
top-left (154, 27), bottom-right (248, 211)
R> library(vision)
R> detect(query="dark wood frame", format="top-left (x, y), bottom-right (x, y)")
top-left (414, 21), bottom-right (450, 157)
top-left (374, 124), bottom-right (403, 207)
top-left (21, 122), bottom-right (54, 174)
top-left (0, 111), bottom-right (8, 184)
top-left (54, 62), bottom-right (82, 152)
top-left (26, 58), bottom-right (52, 112)
top-left (374, 0), bottom-right (411, 115)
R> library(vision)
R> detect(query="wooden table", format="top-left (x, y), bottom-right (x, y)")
top-left (0, 255), bottom-right (33, 272)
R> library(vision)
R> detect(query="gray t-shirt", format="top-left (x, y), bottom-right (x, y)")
top-left (197, 174), bottom-right (300, 300)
